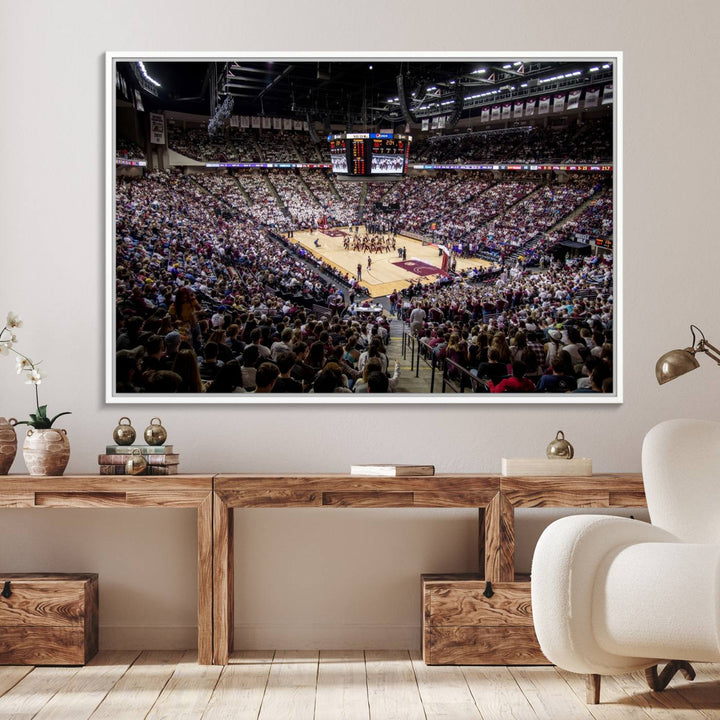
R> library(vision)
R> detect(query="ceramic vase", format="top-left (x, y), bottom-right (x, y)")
top-left (0, 417), bottom-right (18, 475)
top-left (22, 428), bottom-right (70, 476)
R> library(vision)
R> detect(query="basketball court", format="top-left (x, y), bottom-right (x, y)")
top-left (287, 225), bottom-right (493, 298)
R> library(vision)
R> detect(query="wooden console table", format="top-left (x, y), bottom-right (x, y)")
top-left (212, 473), bottom-right (645, 665)
top-left (0, 475), bottom-right (214, 665)
top-left (1, 473), bottom-right (647, 666)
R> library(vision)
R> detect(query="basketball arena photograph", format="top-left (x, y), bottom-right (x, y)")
top-left (109, 53), bottom-right (619, 403)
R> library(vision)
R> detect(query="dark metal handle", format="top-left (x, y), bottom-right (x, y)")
top-left (1, 581), bottom-right (11, 599)
top-left (483, 581), bottom-right (494, 598)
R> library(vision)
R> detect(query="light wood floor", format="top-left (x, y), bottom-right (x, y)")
top-left (288, 226), bottom-right (492, 298)
top-left (1, 650), bottom-right (718, 719)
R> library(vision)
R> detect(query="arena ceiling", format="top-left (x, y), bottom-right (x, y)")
top-left (118, 58), bottom-right (613, 126)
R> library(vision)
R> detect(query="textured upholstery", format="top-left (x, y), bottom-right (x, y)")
top-left (531, 419), bottom-right (720, 675)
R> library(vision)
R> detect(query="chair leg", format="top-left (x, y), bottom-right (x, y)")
top-left (586, 674), bottom-right (601, 704)
top-left (645, 661), bottom-right (696, 692)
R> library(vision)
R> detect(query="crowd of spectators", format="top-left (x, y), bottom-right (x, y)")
top-left (561, 188), bottom-right (613, 239)
top-left (399, 253), bottom-right (614, 393)
top-left (116, 136), bottom-right (145, 161)
top-left (413, 117), bottom-right (612, 164)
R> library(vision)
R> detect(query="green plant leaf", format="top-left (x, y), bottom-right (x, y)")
top-left (48, 411), bottom-right (72, 427)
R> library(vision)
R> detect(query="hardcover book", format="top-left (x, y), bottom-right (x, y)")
top-left (349, 464), bottom-right (435, 477)
top-left (98, 453), bottom-right (179, 466)
top-left (105, 445), bottom-right (173, 454)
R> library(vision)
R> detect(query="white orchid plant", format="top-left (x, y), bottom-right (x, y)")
top-left (0, 312), bottom-right (71, 429)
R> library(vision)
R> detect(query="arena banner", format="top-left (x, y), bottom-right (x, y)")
top-left (108, 51), bottom-right (621, 405)
top-left (149, 112), bottom-right (165, 144)
top-left (585, 87), bottom-right (600, 108)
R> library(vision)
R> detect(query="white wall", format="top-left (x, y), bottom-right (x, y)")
top-left (1, 0), bottom-right (719, 650)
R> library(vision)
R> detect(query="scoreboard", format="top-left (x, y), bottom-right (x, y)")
top-left (328, 133), bottom-right (411, 176)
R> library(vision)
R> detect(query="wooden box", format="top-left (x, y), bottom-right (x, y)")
top-left (422, 573), bottom-right (548, 665)
top-left (0, 573), bottom-right (99, 665)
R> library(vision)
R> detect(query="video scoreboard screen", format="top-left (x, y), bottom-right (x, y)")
top-left (329, 138), bottom-right (348, 174)
top-left (328, 133), bottom-right (411, 176)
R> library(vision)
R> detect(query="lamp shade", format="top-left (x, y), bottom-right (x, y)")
top-left (655, 348), bottom-right (700, 385)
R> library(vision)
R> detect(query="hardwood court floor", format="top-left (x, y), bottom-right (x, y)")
top-left (288, 226), bottom-right (492, 298)
top-left (0, 650), bottom-right (718, 719)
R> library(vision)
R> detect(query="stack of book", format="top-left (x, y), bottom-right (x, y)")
top-left (98, 445), bottom-right (180, 475)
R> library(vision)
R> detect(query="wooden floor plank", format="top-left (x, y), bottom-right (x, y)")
top-left (1, 653), bottom-right (716, 720)
top-left (556, 668), bottom-right (653, 719)
top-left (145, 649), bottom-right (223, 720)
top-left (202, 651), bottom-right (273, 720)
top-left (462, 665), bottom-right (538, 720)
top-left (0, 667), bottom-right (33, 698)
top-left (88, 650), bottom-right (184, 720)
top-left (510, 666), bottom-right (595, 720)
top-left (33, 651), bottom-right (140, 720)
top-left (409, 649), bottom-right (483, 720)
top-left (314, 650), bottom-right (369, 720)
top-left (257, 651), bottom-right (319, 720)
top-left (0, 665), bottom-right (80, 719)
top-left (365, 650), bottom-right (425, 720)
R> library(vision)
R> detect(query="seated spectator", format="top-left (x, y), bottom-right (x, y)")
top-left (536, 351), bottom-right (578, 393)
top-left (254, 362), bottom-right (280, 393)
top-left (367, 371), bottom-right (390, 393)
top-left (488, 361), bottom-right (536, 393)
top-left (199, 341), bottom-right (224, 383)
top-left (272, 351), bottom-right (303, 393)
top-left (172, 348), bottom-right (204, 393)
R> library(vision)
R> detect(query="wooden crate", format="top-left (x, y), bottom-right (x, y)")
top-left (0, 573), bottom-right (98, 665)
top-left (422, 573), bottom-right (548, 665)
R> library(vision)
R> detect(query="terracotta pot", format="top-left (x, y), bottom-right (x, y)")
top-left (0, 417), bottom-right (18, 475)
top-left (22, 428), bottom-right (70, 476)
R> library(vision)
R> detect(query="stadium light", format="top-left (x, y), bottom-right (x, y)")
top-left (137, 61), bottom-right (161, 88)
top-left (655, 325), bottom-right (720, 384)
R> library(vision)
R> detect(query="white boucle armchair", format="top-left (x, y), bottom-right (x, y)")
top-left (531, 418), bottom-right (720, 703)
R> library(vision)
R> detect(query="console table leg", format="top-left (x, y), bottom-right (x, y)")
top-left (213, 493), bottom-right (234, 664)
top-left (197, 493), bottom-right (213, 665)
top-left (484, 492), bottom-right (515, 582)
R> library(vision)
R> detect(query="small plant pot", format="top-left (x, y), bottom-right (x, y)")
top-left (22, 428), bottom-right (70, 476)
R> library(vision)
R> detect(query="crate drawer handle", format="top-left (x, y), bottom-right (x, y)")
top-left (483, 581), bottom-right (494, 598)
top-left (1, 581), bottom-right (10, 598)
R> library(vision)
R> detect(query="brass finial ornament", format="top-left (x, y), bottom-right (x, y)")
top-left (112, 417), bottom-right (136, 446)
top-left (655, 325), bottom-right (720, 384)
top-left (546, 430), bottom-right (574, 459)
top-left (125, 448), bottom-right (147, 475)
top-left (144, 418), bottom-right (167, 446)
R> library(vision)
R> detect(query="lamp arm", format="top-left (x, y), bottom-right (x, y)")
top-left (698, 339), bottom-right (720, 365)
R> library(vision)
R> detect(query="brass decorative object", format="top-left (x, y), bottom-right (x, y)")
top-left (144, 417), bottom-right (167, 446)
top-left (546, 430), bottom-right (574, 459)
top-left (125, 448), bottom-right (147, 475)
top-left (112, 417), bottom-right (136, 446)
top-left (656, 325), bottom-right (720, 384)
